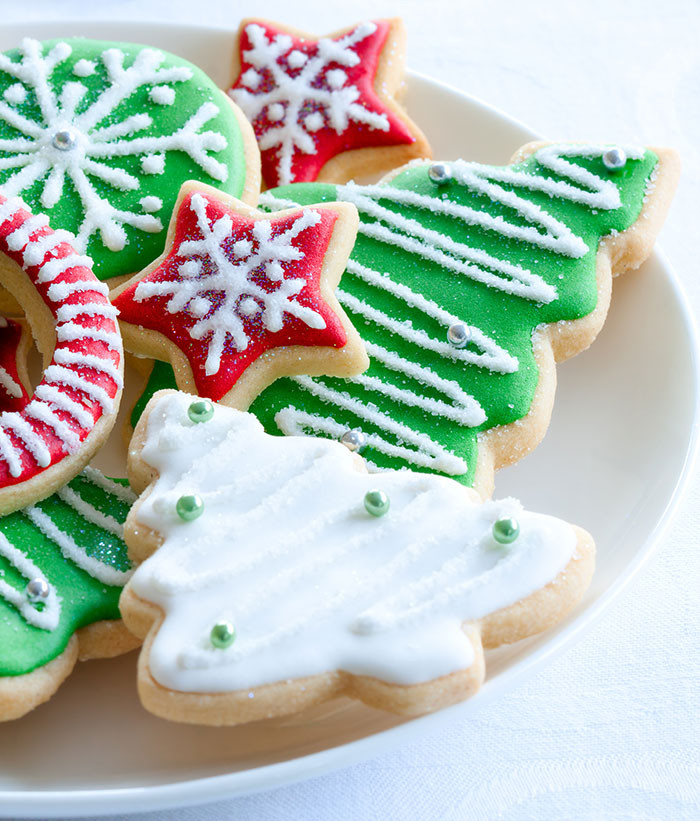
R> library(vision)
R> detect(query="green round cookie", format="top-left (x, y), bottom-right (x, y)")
top-left (0, 37), bottom-right (251, 280)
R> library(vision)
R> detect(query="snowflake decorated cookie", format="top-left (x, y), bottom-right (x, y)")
top-left (0, 467), bottom-right (138, 722)
top-left (119, 391), bottom-right (594, 725)
top-left (235, 141), bottom-right (679, 496)
top-left (228, 19), bottom-right (431, 188)
top-left (111, 182), bottom-right (368, 409)
top-left (0, 37), bottom-right (261, 282)
top-left (0, 194), bottom-right (124, 514)
top-left (0, 315), bottom-right (31, 412)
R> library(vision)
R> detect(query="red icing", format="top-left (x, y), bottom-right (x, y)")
top-left (0, 194), bottom-right (122, 487)
top-left (0, 318), bottom-right (29, 412)
top-left (113, 191), bottom-right (347, 401)
top-left (230, 20), bottom-right (415, 186)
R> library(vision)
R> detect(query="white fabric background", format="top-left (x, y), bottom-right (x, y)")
top-left (3, 0), bottom-right (699, 817)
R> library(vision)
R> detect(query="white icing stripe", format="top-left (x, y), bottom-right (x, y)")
top-left (339, 185), bottom-right (557, 304)
top-left (35, 252), bottom-right (93, 283)
top-left (128, 393), bottom-right (577, 692)
top-left (47, 278), bottom-right (110, 301)
top-left (22, 228), bottom-right (74, 266)
top-left (0, 412), bottom-right (51, 467)
top-left (279, 376), bottom-right (469, 475)
top-left (0, 531), bottom-right (60, 630)
top-left (0, 425), bottom-right (23, 476)
top-left (0, 365), bottom-right (23, 399)
top-left (356, 341), bottom-right (486, 427)
top-left (5, 212), bottom-right (49, 251)
top-left (81, 466), bottom-right (136, 503)
top-left (0, 195), bottom-right (27, 226)
top-left (44, 365), bottom-right (114, 412)
top-left (56, 322), bottom-right (121, 349)
top-left (33, 383), bottom-right (95, 429)
top-left (24, 400), bottom-right (81, 452)
top-left (337, 288), bottom-right (515, 373)
top-left (56, 302), bottom-right (117, 323)
top-left (24, 504), bottom-right (132, 586)
top-left (53, 348), bottom-right (123, 388)
top-left (56, 485), bottom-right (124, 537)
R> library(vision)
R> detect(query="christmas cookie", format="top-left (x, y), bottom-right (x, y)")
top-left (0, 193), bottom-right (123, 514)
top-left (111, 182), bottom-right (367, 410)
top-left (228, 19), bottom-right (431, 188)
top-left (0, 315), bottom-right (31, 412)
top-left (119, 390), bottom-right (594, 725)
top-left (0, 37), bottom-right (261, 283)
top-left (0, 466), bottom-right (137, 722)
top-left (238, 141), bottom-right (678, 496)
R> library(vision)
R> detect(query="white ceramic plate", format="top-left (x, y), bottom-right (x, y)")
top-left (0, 21), bottom-right (697, 819)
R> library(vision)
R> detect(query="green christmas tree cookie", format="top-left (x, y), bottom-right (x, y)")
top-left (130, 142), bottom-right (678, 493)
top-left (0, 37), bottom-right (259, 281)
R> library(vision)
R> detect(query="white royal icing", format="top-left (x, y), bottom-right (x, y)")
top-left (230, 22), bottom-right (390, 184)
top-left (0, 38), bottom-right (229, 252)
top-left (128, 392), bottom-right (577, 692)
top-left (133, 193), bottom-right (327, 376)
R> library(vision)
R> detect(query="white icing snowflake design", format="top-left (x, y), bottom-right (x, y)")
top-left (230, 22), bottom-right (390, 184)
top-left (134, 194), bottom-right (327, 376)
top-left (0, 38), bottom-right (229, 252)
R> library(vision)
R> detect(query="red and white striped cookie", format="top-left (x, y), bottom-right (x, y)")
top-left (0, 193), bottom-right (123, 513)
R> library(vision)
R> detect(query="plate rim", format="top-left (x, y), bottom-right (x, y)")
top-left (0, 19), bottom-right (698, 818)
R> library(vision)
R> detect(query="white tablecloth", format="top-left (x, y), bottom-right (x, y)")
top-left (6, 0), bottom-right (700, 818)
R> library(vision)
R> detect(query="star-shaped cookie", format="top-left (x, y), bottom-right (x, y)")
top-left (228, 18), bottom-right (431, 187)
top-left (111, 182), bottom-right (368, 407)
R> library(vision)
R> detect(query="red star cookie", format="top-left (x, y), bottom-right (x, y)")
top-left (0, 316), bottom-right (31, 413)
top-left (228, 18), bottom-right (431, 187)
top-left (111, 182), bottom-right (368, 407)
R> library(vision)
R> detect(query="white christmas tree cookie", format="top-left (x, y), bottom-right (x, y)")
top-left (120, 390), bottom-right (595, 726)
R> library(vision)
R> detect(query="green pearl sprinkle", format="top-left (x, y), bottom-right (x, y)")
top-left (492, 517), bottom-right (520, 545)
top-left (210, 620), bottom-right (236, 649)
top-left (176, 494), bottom-right (204, 522)
top-left (364, 489), bottom-right (390, 517)
top-left (188, 398), bottom-right (215, 424)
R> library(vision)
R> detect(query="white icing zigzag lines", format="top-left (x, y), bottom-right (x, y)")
top-left (338, 182), bottom-right (558, 304)
top-left (134, 193), bottom-right (326, 376)
top-left (0, 531), bottom-right (60, 630)
top-left (230, 22), bottom-right (390, 185)
top-left (0, 38), bottom-right (229, 252)
top-left (0, 195), bottom-right (122, 480)
top-left (259, 144), bottom-right (647, 477)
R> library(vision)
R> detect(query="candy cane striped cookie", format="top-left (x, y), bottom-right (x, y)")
top-left (0, 194), bottom-right (123, 513)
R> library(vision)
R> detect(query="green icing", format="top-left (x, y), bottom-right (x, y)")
top-left (0, 38), bottom-right (248, 280)
top-left (246, 147), bottom-right (658, 486)
top-left (130, 359), bottom-right (178, 431)
top-left (127, 146), bottom-right (659, 486)
top-left (0, 470), bottom-right (134, 677)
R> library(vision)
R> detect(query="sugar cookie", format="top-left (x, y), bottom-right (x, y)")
top-left (120, 391), bottom-right (594, 725)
